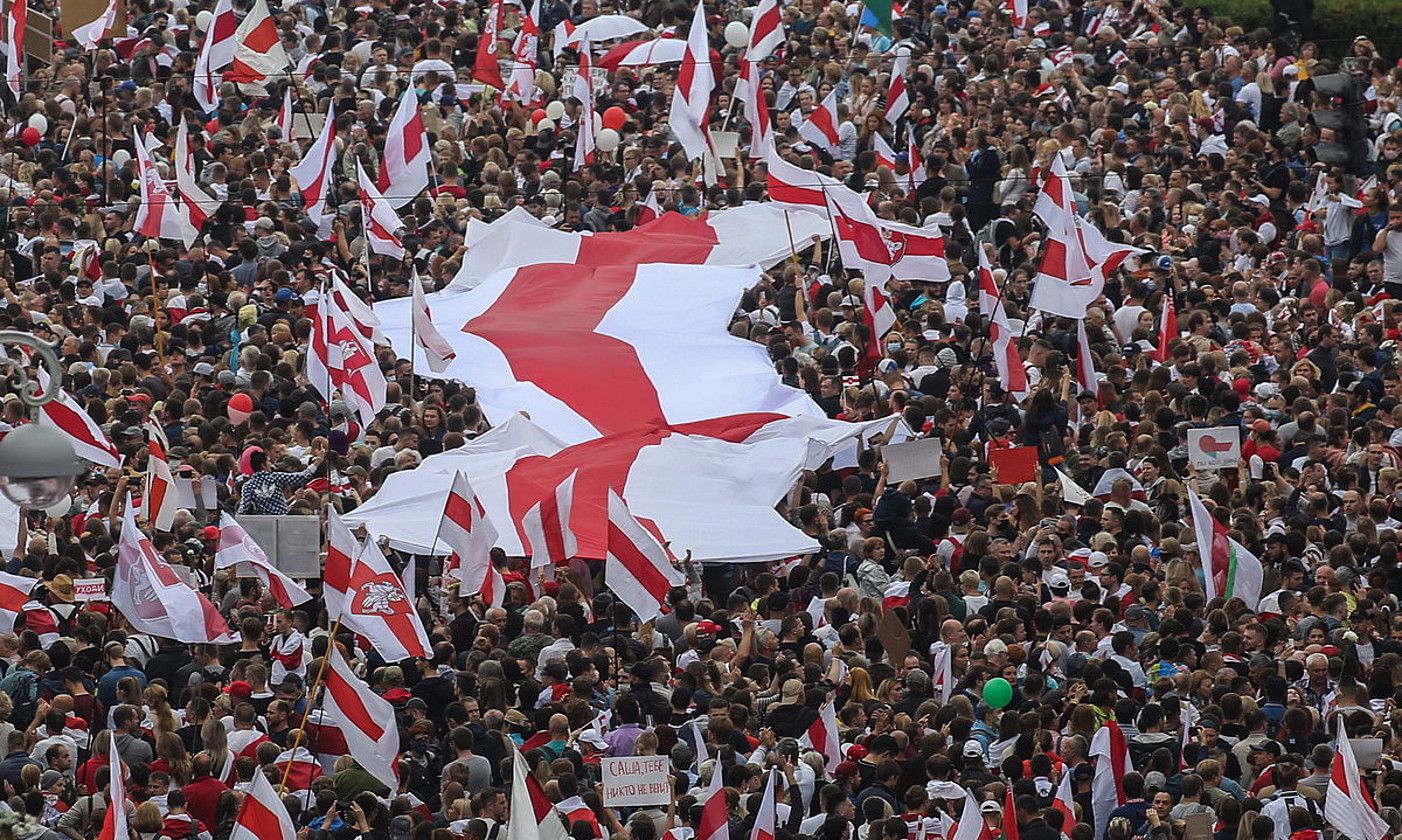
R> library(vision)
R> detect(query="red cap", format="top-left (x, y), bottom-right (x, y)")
top-left (224, 680), bottom-right (253, 698)
top-left (127, 393), bottom-right (152, 406)
top-left (696, 620), bottom-right (722, 635)
top-left (202, 526), bottom-right (221, 541)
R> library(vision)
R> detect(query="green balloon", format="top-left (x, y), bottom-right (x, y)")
top-left (983, 677), bottom-right (1013, 709)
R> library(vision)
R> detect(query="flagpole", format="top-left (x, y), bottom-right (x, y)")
top-left (783, 210), bottom-right (798, 263)
top-left (277, 614), bottom-right (342, 795)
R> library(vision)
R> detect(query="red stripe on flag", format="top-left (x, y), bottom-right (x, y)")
top-left (326, 663), bottom-right (386, 740)
top-left (607, 521), bottom-right (672, 597)
top-left (444, 490), bottom-right (475, 529)
top-left (235, 785), bottom-right (286, 838)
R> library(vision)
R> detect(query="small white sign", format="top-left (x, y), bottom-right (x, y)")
top-left (1187, 426), bottom-right (1241, 470)
top-left (601, 756), bottom-right (671, 808)
top-left (882, 438), bottom-right (944, 482)
top-left (73, 578), bottom-right (107, 602)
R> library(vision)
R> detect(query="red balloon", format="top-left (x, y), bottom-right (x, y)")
top-left (531, 108), bottom-right (548, 125)
top-left (602, 106), bottom-right (627, 131)
top-left (20, 127), bottom-right (39, 146)
top-left (227, 392), bottom-right (254, 424)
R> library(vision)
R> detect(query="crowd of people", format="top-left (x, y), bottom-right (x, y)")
top-left (1, 0), bottom-right (1402, 840)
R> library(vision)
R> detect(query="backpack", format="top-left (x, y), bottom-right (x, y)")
top-left (0, 667), bottom-right (39, 729)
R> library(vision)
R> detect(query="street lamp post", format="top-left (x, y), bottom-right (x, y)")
top-left (0, 331), bottom-right (83, 508)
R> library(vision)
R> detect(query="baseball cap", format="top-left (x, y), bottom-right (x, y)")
top-left (1088, 551), bottom-right (1110, 569)
top-left (980, 801), bottom-right (1002, 814)
top-left (405, 698), bottom-right (428, 711)
top-left (696, 620), bottom-right (722, 635)
top-left (963, 740), bottom-right (984, 759)
top-left (224, 680), bottom-right (253, 698)
top-left (192, 362), bottom-right (215, 376)
top-left (275, 287), bottom-right (302, 303)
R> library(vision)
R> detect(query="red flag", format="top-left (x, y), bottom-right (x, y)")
top-left (1155, 290), bottom-right (1176, 363)
top-left (1004, 785), bottom-right (1020, 840)
top-left (473, 0), bottom-right (505, 89)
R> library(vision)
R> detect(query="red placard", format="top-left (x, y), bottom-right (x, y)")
top-left (988, 446), bottom-right (1039, 485)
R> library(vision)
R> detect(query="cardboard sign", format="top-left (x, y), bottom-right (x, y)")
top-left (600, 756), bottom-right (670, 808)
top-left (234, 516), bottom-right (321, 577)
top-left (1187, 426), bottom-right (1241, 470)
top-left (72, 578), bottom-right (107, 602)
top-left (560, 66), bottom-right (609, 95)
top-left (883, 437), bottom-right (943, 482)
top-left (988, 446), bottom-right (1039, 484)
top-left (175, 477), bottom-right (218, 511)
top-left (876, 609), bottom-right (911, 664)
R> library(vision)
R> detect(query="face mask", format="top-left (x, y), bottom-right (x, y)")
top-left (887, 342), bottom-right (902, 353)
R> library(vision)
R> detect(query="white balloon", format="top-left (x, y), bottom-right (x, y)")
top-left (536, 117), bottom-right (555, 132)
top-left (596, 128), bottom-right (620, 153)
top-left (111, 149), bottom-right (131, 167)
top-left (724, 21), bottom-right (749, 49)
top-left (195, 9), bottom-right (212, 30)
top-left (592, 111), bottom-right (602, 133)
top-left (27, 113), bottom-right (46, 134)
top-left (44, 496), bottom-right (71, 517)
top-left (544, 100), bottom-right (566, 121)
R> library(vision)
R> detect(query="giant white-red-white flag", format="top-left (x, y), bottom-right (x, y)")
top-left (520, 470), bottom-right (579, 569)
top-left (143, 423), bottom-right (178, 532)
top-left (229, 767), bottom-right (296, 840)
top-left (379, 261), bottom-right (820, 446)
top-left (174, 118), bottom-right (220, 230)
top-left (324, 519), bottom-right (430, 661)
top-left (34, 368), bottom-right (120, 467)
top-left (447, 203), bottom-right (827, 287)
top-left (95, 724), bottom-right (127, 840)
top-left (883, 54), bottom-right (910, 128)
top-left (797, 88), bottom-right (842, 156)
top-left (114, 502), bottom-right (239, 643)
top-left (507, 749), bottom-right (570, 840)
top-left (1326, 726), bottom-right (1389, 840)
top-left (696, 751), bottom-right (729, 840)
top-left (4, 0), bottom-right (26, 95)
top-left (977, 246), bottom-right (1027, 395)
top-left (436, 472), bottom-right (499, 600)
top-left (289, 102), bottom-right (339, 237)
top-left (308, 276), bottom-right (387, 427)
top-left (322, 647), bottom-right (399, 789)
top-left (228, 0), bottom-right (290, 92)
top-left (746, 0), bottom-right (783, 61)
top-left (1090, 722), bottom-right (1130, 840)
top-left (410, 268), bottom-right (456, 374)
top-left (669, 0), bottom-right (714, 163)
top-left (133, 129), bottom-right (199, 247)
top-left (0, 571), bottom-right (36, 635)
top-left (193, 0), bottom-right (236, 111)
top-left (356, 160), bottom-right (406, 260)
top-left (503, 0), bottom-right (539, 105)
top-left (605, 490), bottom-right (684, 622)
top-left (571, 40), bottom-right (596, 170)
top-left (214, 513), bottom-right (311, 608)
top-left (377, 86), bottom-right (430, 207)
